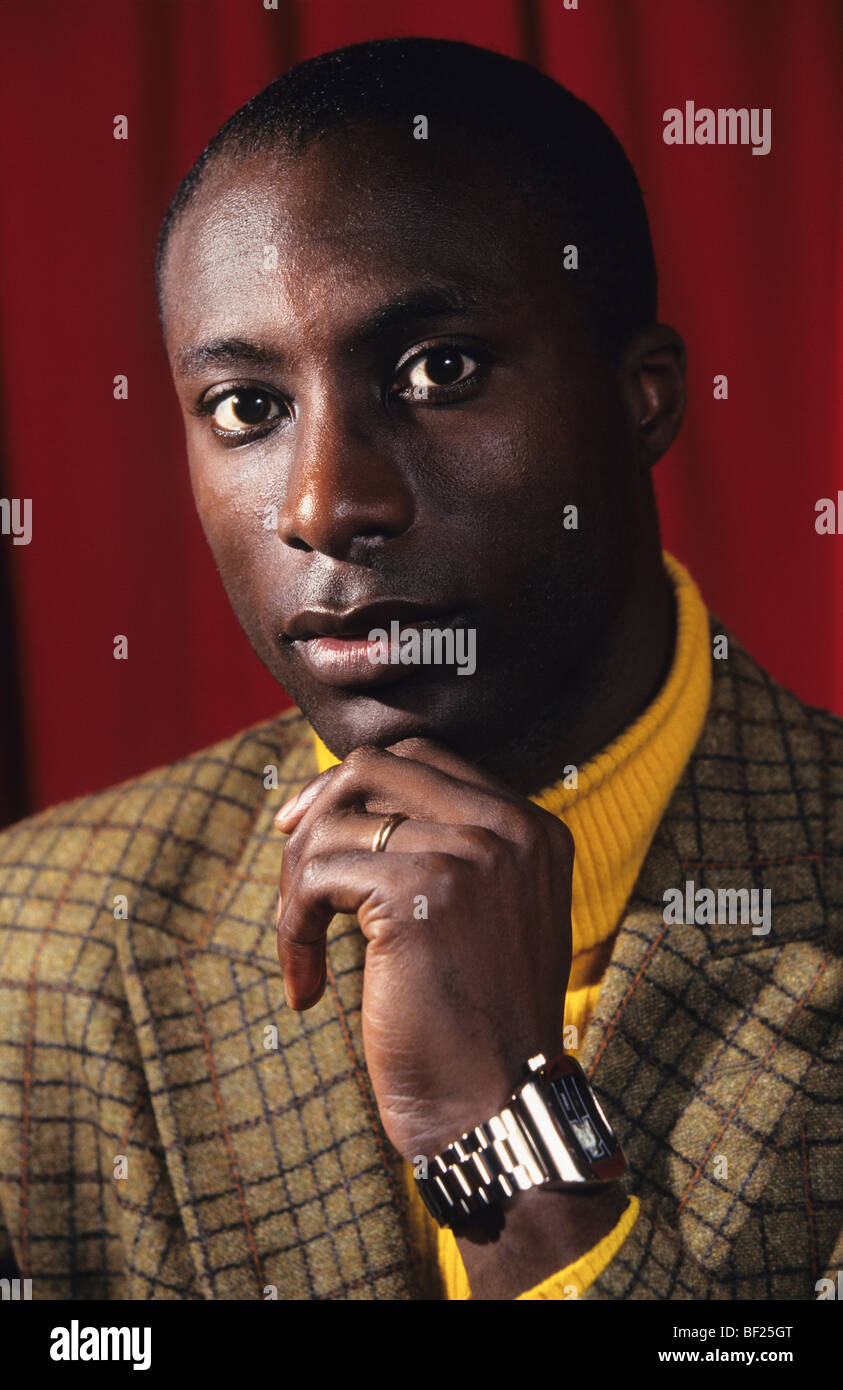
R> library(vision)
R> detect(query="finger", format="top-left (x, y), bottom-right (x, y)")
top-left (274, 764), bottom-right (340, 833)
top-left (385, 736), bottom-right (518, 798)
top-left (278, 848), bottom-right (436, 1009)
top-left (283, 744), bottom-right (521, 837)
top-left (288, 806), bottom-right (504, 861)
top-left (278, 800), bottom-right (503, 932)
top-left (384, 740), bottom-right (572, 840)
top-left (274, 733), bottom-right (506, 836)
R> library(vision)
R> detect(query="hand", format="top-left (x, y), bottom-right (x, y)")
top-left (274, 737), bottom-right (575, 1162)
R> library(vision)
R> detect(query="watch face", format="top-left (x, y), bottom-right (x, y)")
top-left (549, 1071), bottom-right (612, 1161)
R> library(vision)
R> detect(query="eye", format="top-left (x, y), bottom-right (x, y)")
top-left (209, 389), bottom-right (282, 434)
top-left (396, 346), bottom-right (481, 400)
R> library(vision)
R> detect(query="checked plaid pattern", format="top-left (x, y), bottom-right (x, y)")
top-left (0, 617), bottom-right (841, 1300)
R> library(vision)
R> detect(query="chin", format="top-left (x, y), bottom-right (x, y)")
top-left (303, 680), bottom-right (487, 759)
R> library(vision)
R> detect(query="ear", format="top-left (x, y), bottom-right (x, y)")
top-left (617, 325), bottom-right (686, 469)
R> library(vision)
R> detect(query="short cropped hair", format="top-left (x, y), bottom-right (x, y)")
top-left (156, 36), bottom-right (657, 359)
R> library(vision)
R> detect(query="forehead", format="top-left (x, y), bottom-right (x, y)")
top-left (161, 129), bottom-right (560, 346)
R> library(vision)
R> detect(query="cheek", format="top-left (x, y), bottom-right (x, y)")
top-left (185, 449), bottom-right (285, 633)
top-left (415, 406), bottom-right (551, 536)
top-left (428, 411), bottom-right (573, 553)
top-left (187, 439), bottom-right (274, 559)
top-left (446, 394), bottom-right (635, 631)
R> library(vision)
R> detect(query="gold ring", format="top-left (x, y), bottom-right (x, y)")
top-left (371, 813), bottom-right (408, 853)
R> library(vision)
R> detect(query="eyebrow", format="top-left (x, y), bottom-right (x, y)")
top-left (172, 283), bottom-right (484, 379)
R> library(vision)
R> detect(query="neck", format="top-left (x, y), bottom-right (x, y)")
top-left (477, 540), bottom-right (677, 798)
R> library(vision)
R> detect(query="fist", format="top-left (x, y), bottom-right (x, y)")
top-left (275, 738), bottom-right (575, 1161)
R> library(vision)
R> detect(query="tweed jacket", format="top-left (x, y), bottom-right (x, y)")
top-left (0, 619), bottom-right (841, 1301)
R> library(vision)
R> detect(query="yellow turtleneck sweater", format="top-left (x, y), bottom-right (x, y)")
top-left (312, 551), bottom-right (712, 1299)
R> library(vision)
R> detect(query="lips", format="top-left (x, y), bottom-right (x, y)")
top-left (283, 600), bottom-right (462, 689)
top-left (284, 599), bottom-right (457, 642)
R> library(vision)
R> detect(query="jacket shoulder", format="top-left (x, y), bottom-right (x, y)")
top-left (0, 707), bottom-right (314, 967)
top-left (704, 613), bottom-right (843, 779)
top-left (698, 617), bottom-right (843, 945)
top-left (0, 706), bottom-right (312, 847)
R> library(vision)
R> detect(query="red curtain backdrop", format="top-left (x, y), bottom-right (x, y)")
top-left (0, 0), bottom-right (841, 821)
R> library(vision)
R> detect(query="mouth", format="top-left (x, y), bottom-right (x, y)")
top-left (282, 600), bottom-right (463, 689)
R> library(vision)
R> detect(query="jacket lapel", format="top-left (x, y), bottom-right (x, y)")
top-left (116, 715), bottom-right (420, 1300)
top-left (578, 623), bottom-right (834, 1273)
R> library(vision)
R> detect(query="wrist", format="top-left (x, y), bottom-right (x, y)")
top-left (397, 1067), bottom-right (524, 1162)
top-left (455, 1180), bottom-right (630, 1300)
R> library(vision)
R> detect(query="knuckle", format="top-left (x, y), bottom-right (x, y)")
top-left (280, 827), bottom-right (304, 876)
top-left (419, 850), bottom-right (462, 901)
top-left (502, 806), bottom-right (539, 855)
top-left (494, 799), bottom-right (533, 840)
top-left (458, 824), bottom-right (501, 868)
top-left (298, 851), bottom-right (328, 894)
top-left (553, 817), bottom-right (576, 860)
top-left (386, 736), bottom-right (433, 758)
top-left (329, 744), bottom-right (383, 796)
top-left (519, 803), bottom-right (575, 862)
top-left (340, 743), bottom-right (382, 773)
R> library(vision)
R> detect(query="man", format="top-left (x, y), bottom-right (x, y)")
top-left (0, 37), bottom-right (840, 1301)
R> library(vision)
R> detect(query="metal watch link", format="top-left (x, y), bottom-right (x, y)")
top-left (415, 1052), bottom-right (626, 1227)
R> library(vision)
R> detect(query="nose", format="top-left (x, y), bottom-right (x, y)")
top-left (275, 399), bottom-right (415, 559)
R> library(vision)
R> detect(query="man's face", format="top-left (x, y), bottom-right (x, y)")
top-left (162, 126), bottom-right (641, 769)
